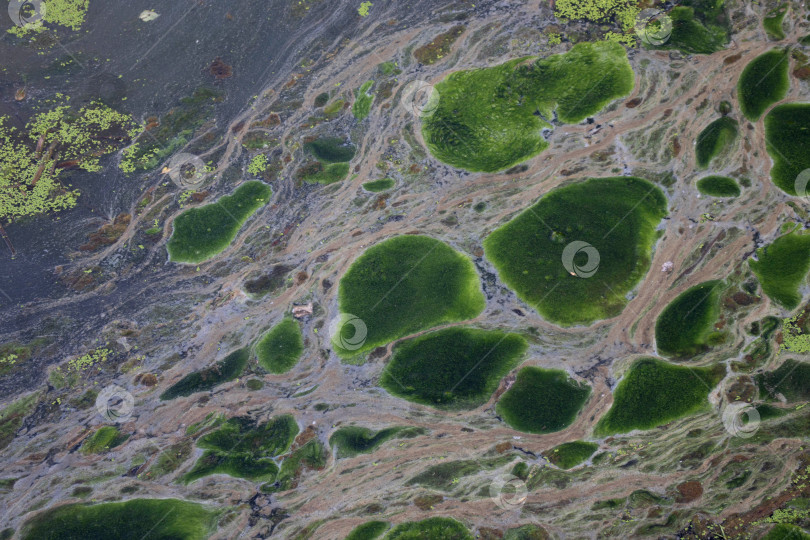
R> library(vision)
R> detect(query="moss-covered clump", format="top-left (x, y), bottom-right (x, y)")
top-left (484, 177), bottom-right (667, 326)
top-left (381, 328), bottom-right (526, 410)
top-left (737, 49), bottom-right (789, 121)
top-left (656, 0), bottom-right (730, 55)
top-left (496, 367), bottom-right (591, 434)
top-left (362, 178), bottom-right (395, 192)
top-left (346, 521), bottom-right (390, 540)
top-left (543, 440), bottom-right (599, 469)
top-left (595, 358), bottom-right (724, 436)
top-left (696, 176), bottom-right (740, 197)
top-left (764, 103), bottom-right (810, 195)
top-left (80, 426), bottom-right (129, 454)
top-left (422, 41), bottom-right (633, 172)
top-left (255, 318), bottom-right (304, 374)
top-left (384, 517), bottom-right (472, 539)
top-left (750, 230), bottom-right (810, 309)
top-left (655, 281), bottom-right (725, 358)
top-left (167, 181), bottom-right (271, 263)
top-left (336, 235), bottom-right (485, 357)
top-left (160, 348), bottom-right (248, 400)
top-left (329, 426), bottom-right (425, 458)
top-left (353, 81), bottom-right (375, 120)
top-left (695, 117), bottom-right (738, 168)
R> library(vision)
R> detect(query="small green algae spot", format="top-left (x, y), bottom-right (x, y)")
top-left (255, 317), bottom-right (304, 374)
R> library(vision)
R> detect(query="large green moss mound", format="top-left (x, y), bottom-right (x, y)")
top-left (381, 328), bottom-right (527, 410)
top-left (737, 49), bottom-right (789, 121)
top-left (484, 177), bottom-right (667, 326)
top-left (655, 280), bottom-right (725, 358)
top-left (20, 499), bottom-right (219, 540)
top-left (764, 103), bottom-right (810, 195)
top-left (595, 358), bottom-right (723, 436)
top-left (422, 41), bottom-right (633, 172)
top-left (255, 317), bottom-right (304, 374)
top-left (336, 235), bottom-right (485, 357)
top-left (167, 181), bottom-right (271, 263)
top-left (495, 367), bottom-right (591, 434)
top-left (750, 230), bottom-right (810, 309)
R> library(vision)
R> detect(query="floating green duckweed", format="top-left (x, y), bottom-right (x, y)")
top-left (336, 235), bottom-right (485, 357)
top-left (544, 440), bottom-right (599, 469)
top-left (381, 328), bottom-right (526, 410)
top-left (422, 41), bottom-right (633, 172)
top-left (656, 0), bottom-right (730, 55)
top-left (167, 181), bottom-right (271, 263)
top-left (20, 499), bottom-right (219, 540)
top-left (737, 49), bottom-right (789, 121)
top-left (595, 358), bottom-right (724, 436)
top-left (764, 103), bottom-right (810, 195)
top-left (160, 348), bottom-right (248, 400)
top-left (695, 117), bottom-right (738, 168)
top-left (329, 426), bottom-right (425, 458)
top-left (362, 178), bottom-right (395, 192)
top-left (346, 521), bottom-right (390, 540)
top-left (484, 177), bottom-right (667, 326)
top-left (496, 367), bottom-right (591, 434)
top-left (80, 426), bottom-right (129, 454)
top-left (183, 415), bottom-right (298, 483)
top-left (255, 317), bottom-right (304, 374)
top-left (353, 81), bottom-right (375, 120)
top-left (384, 517), bottom-right (472, 539)
top-left (750, 230), bottom-right (810, 309)
top-left (655, 280), bottom-right (725, 358)
top-left (696, 176), bottom-right (740, 197)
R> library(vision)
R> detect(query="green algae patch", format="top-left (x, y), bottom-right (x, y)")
top-left (750, 230), bottom-right (810, 310)
top-left (255, 317), bottom-right (304, 374)
top-left (695, 117), bottom-right (738, 168)
top-left (20, 498), bottom-right (219, 540)
top-left (737, 49), bottom-right (790, 121)
top-left (80, 426), bottom-right (129, 454)
top-left (167, 181), bottom-right (271, 263)
top-left (362, 178), bottom-right (395, 192)
top-left (381, 328), bottom-right (526, 410)
top-left (696, 176), bottom-right (740, 197)
top-left (160, 348), bottom-right (248, 400)
top-left (484, 176), bottom-right (667, 326)
top-left (765, 103), bottom-right (810, 195)
top-left (353, 81), bottom-right (375, 120)
top-left (764, 6), bottom-right (788, 40)
top-left (304, 137), bottom-right (356, 163)
top-left (496, 367), bottom-right (591, 434)
top-left (594, 358), bottom-right (724, 436)
top-left (422, 41), bottom-right (633, 172)
top-left (297, 161), bottom-right (351, 184)
top-left (757, 359), bottom-right (810, 402)
top-left (544, 440), bottom-right (599, 469)
top-left (385, 517), bottom-right (472, 539)
top-left (329, 426), bottom-right (425, 458)
top-left (655, 280), bottom-right (725, 358)
top-left (346, 521), bottom-right (390, 540)
top-left (656, 0), bottom-right (730, 55)
top-left (183, 415), bottom-right (298, 483)
top-left (335, 235), bottom-right (485, 357)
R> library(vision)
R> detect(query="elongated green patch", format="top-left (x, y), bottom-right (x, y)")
top-left (167, 181), bottom-right (271, 263)
top-left (496, 367), bottom-right (591, 434)
top-left (764, 103), bottom-right (810, 195)
top-left (256, 317), bottom-right (304, 374)
top-left (696, 176), bottom-right (740, 197)
top-left (336, 235), bottom-right (485, 357)
top-left (422, 41), bottom-right (633, 172)
top-left (160, 348), bottom-right (248, 400)
top-left (329, 426), bottom-right (425, 458)
top-left (595, 358), bottom-right (724, 436)
top-left (737, 49), bottom-right (789, 121)
top-left (385, 517), bottom-right (473, 539)
top-left (381, 328), bottom-right (527, 410)
top-left (695, 117), bottom-right (737, 168)
top-left (543, 440), bottom-right (599, 469)
top-left (353, 81), bottom-right (375, 120)
top-left (80, 426), bottom-right (129, 454)
top-left (362, 178), bottom-right (395, 192)
top-left (655, 280), bottom-right (725, 358)
top-left (750, 230), bottom-right (810, 309)
top-left (484, 176), bottom-right (667, 326)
